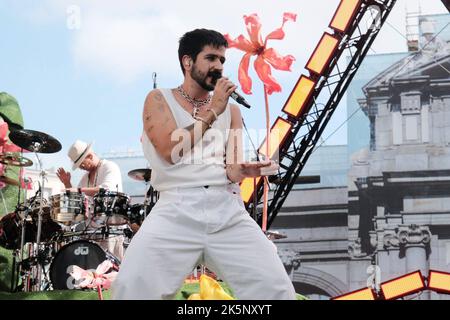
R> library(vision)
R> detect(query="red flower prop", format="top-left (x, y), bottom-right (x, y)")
top-left (224, 12), bottom-right (297, 95)
top-left (225, 12), bottom-right (297, 231)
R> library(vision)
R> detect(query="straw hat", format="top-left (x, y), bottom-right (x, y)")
top-left (68, 140), bottom-right (93, 170)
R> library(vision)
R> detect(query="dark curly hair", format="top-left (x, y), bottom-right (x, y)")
top-left (178, 28), bottom-right (228, 75)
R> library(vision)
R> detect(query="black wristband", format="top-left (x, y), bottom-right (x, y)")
top-left (78, 187), bottom-right (82, 194)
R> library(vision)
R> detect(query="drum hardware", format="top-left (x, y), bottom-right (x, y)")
top-left (127, 168), bottom-right (157, 221)
top-left (8, 129), bottom-right (62, 154)
top-left (7, 128), bottom-right (62, 292)
top-left (19, 178), bottom-right (31, 257)
top-left (0, 152), bottom-right (33, 167)
top-left (127, 203), bottom-right (150, 226)
top-left (1, 128), bottom-right (138, 292)
top-left (3, 174), bottom-right (31, 292)
top-left (35, 161), bottom-right (46, 247)
top-left (8, 129), bottom-right (61, 245)
top-left (123, 227), bottom-right (133, 239)
top-left (93, 190), bottom-right (130, 226)
top-left (15, 241), bottom-right (55, 292)
top-left (127, 168), bottom-right (152, 182)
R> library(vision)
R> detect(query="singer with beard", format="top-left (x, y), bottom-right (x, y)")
top-left (112, 28), bottom-right (296, 300)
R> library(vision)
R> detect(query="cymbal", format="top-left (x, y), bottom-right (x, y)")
top-left (9, 129), bottom-right (62, 154)
top-left (0, 152), bottom-right (33, 167)
top-left (128, 168), bottom-right (152, 182)
top-left (0, 175), bottom-right (20, 186)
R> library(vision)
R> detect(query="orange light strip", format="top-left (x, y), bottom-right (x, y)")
top-left (380, 271), bottom-right (425, 300)
top-left (282, 75), bottom-right (316, 119)
top-left (258, 117), bottom-right (292, 159)
top-left (240, 177), bottom-right (262, 205)
top-left (332, 287), bottom-right (376, 300)
top-left (305, 33), bottom-right (339, 76)
top-left (240, 118), bottom-right (293, 204)
top-left (330, 0), bottom-right (361, 33)
top-left (428, 270), bottom-right (450, 294)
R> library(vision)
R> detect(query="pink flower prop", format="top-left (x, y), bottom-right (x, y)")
top-left (0, 121), bottom-right (28, 190)
top-left (224, 12), bottom-right (297, 95)
top-left (70, 260), bottom-right (118, 299)
top-left (0, 122), bottom-right (23, 153)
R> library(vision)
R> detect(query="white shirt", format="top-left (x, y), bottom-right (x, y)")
top-left (78, 159), bottom-right (123, 192)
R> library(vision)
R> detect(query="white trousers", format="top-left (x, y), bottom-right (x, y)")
top-left (112, 184), bottom-right (296, 300)
top-left (97, 234), bottom-right (125, 261)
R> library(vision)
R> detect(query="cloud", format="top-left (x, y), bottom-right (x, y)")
top-left (71, 12), bottom-right (186, 83)
top-left (20, 0), bottom-right (447, 84)
top-left (55, 0), bottom-right (338, 83)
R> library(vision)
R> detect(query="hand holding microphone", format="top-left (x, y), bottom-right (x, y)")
top-left (210, 72), bottom-right (251, 109)
top-left (210, 76), bottom-right (238, 116)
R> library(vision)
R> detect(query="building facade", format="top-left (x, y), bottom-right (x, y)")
top-left (271, 14), bottom-right (450, 300)
top-left (348, 36), bottom-right (450, 299)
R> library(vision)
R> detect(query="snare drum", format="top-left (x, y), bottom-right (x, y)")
top-left (93, 191), bottom-right (130, 226)
top-left (50, 192), bottom-right (87, 225)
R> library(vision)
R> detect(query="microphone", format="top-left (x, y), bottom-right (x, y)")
top-left (152, 72), bottom-right (157, 89)
top-left (230, 91), bottom-right (251, 109)
top-left (211, 73), bottom-right (251, 109)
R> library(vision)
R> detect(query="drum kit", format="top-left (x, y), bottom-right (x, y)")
top-left (0, 128), bottom-right (157, 293)
top-left (127, 168), bottom-right (156, 221)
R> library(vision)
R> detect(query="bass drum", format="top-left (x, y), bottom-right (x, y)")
top-left (49, 240), bottom-right (120, 290)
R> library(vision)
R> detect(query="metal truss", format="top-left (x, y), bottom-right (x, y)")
top-left (247, 0), bottom-right (399, 228)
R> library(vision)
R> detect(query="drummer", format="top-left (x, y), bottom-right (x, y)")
top-left (56, 140), bottom-right (125, 260)
top-left (56, 140), bottom-right (122, 196)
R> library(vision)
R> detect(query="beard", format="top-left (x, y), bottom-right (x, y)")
top-left (190, 64), bottom-right (221, 91)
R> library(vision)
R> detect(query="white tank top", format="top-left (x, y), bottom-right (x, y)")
top-left (142, 88), bottom-right (231, 191)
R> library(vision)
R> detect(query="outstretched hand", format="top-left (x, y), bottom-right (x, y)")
top-left (240, 160), bottom-right (279, 178)
top-left (56, 167), bottom-right (72, 188)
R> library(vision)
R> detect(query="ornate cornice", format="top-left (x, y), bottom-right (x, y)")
top-left (348, 238), bottom-right (366, 258)
top-left (278, 248), bottom-right (301, 270)
top-left (378, 225), bottom-right (431, 250)
top-left (383, 231), bottom-right (401, 249)
top-left (398, 224), bottom-right (431, 246)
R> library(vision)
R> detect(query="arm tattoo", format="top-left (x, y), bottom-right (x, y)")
top-left (157, 103), bottom-right (165, 113)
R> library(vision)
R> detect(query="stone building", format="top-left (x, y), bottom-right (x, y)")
top-left (272, 22), bottom-right (450, 300)
top-left (348, 34), bottom-right (450, 299)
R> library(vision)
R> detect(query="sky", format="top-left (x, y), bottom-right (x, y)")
top-left (0, 0), bottom-right (448, 177)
